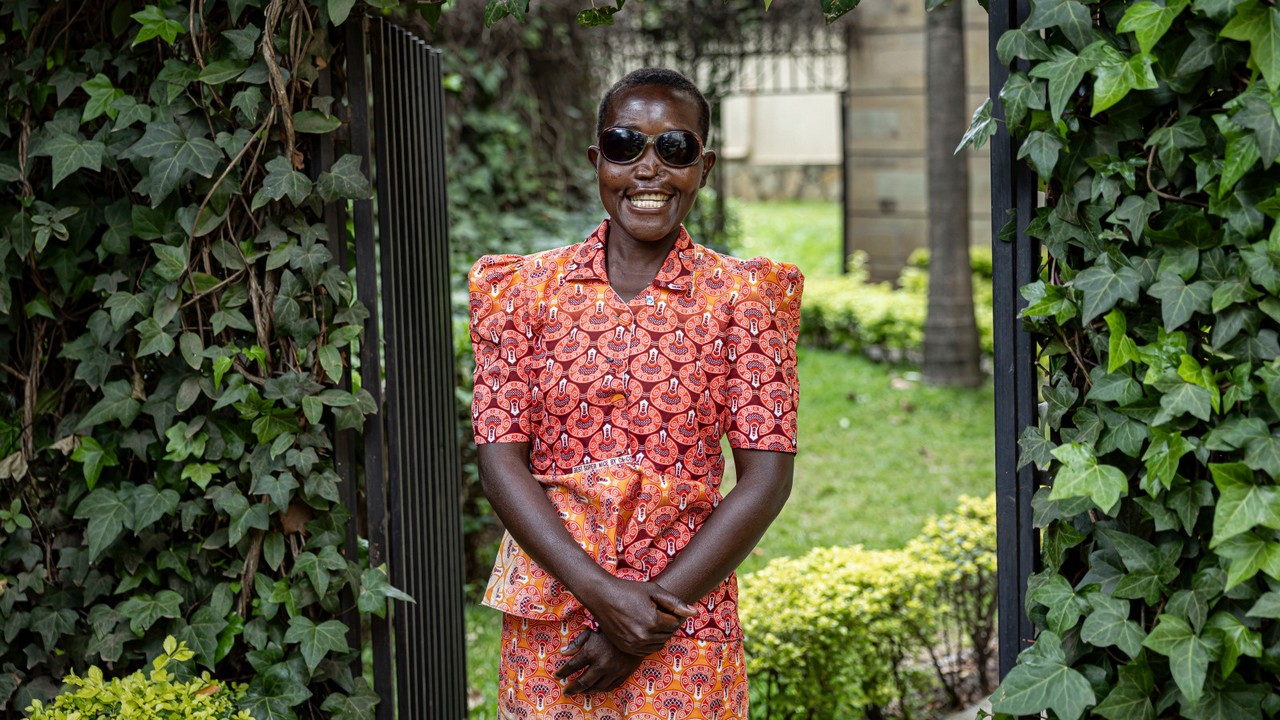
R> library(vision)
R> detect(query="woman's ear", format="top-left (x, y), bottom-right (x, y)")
top-left (699, 150), bottom-right (717, 188)
top-left (586, 146), bottom-right (600, 172)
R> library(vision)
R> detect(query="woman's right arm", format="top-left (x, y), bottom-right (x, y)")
top-left (477, 442), bottom-right (690, 657)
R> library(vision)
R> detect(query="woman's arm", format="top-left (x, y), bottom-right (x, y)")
top-left (478, 442), bottom-right (692, 656)
top-left (649, 448), bottom-right (794, 605)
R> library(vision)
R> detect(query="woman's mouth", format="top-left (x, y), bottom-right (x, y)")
top-left (628, 192), bottom-right (672, 209)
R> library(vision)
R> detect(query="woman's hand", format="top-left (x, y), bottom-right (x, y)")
top-left (579, 577), bottom-right (694, 656)
top-left (555, 630), bottom-right (646, 694)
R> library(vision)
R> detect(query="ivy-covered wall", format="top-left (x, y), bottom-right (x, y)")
top-left (957, 0), bottom-right (1280, 717)
top-left (0, 2), bottom-right (424, 717)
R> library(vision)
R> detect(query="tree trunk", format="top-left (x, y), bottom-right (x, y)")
top-left (922, 0), bottom-right (983, 387)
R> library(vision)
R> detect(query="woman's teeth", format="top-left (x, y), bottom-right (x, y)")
top-left (629, 193), bottom-right (671, 209)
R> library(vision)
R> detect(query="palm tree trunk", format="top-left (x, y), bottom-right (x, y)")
top-left (922, 0), bottom-right (983, 387)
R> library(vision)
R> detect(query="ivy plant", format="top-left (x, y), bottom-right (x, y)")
top-left (0, 1), bottom-right (426, 717)
top-left (960, 0), bottom-right (1280, 717)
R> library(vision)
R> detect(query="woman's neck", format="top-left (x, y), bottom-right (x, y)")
top-left (604, 228), bottom-right (678, 303)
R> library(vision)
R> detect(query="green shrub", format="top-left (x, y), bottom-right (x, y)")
top-left (740, 546), bottom-right (941, 720)
top-left (740, 496), bottom-right (998, 720)
top-left (906, 494), bottom-right (998, 704)
top-left (24, 637), bottom-right (251, 720)
top-left (799, 253), bottom-right (995, 360)
top-left (905, 246), bottom-right (995, 280)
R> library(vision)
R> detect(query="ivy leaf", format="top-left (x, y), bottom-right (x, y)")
top-left (357, 566), bottom-right (415, 618)
top-left (820, 0), bottom-right (859, 24)
top-left (198, 59), bottom-right (247, 85)
top-left (1182, 679), bottom-right (1268, 720)
top-left (991, 631), bottom-right (1095, 720)
top-left (1246, 590), bottom-right (1280, 618)
top-left (999, 75), bottom-right (1046, 130)
top-left (1104, 309), bottom-right (1142, 371)
top-left (1051, 442), bottom-right (1129, 510)
top-left (229, 502), bottom-right (270, 545)
top-left (77, 379), bottom-right (142, 431)
top-left (329, 0), bottom-right (358, 25)
top-left (131, 483), bottom-right (179, 532)
top-left (956, 98), bottom-right (996, 153)
top-left (1221, 0), bottom-right (1280, 91)
top-left (320, 678), bottom-right (379, 720)
top-left (997, 29), bottom-right (1054, 66)
top-left (1235, 94), bottom-right (1280, 168)
top-left (70, 437), bottom-right (118, 490)
top-left (1209, 462), bottom-right (1280, 547)
top-left (292, 110), bottom-right (341, 134)
top-left (1081, 592), bottom-right (1146, 658)
top-left (1142, 614), bottom-right (1211, 703)
top-left (131, 122), bottom-right (222, 204)
top-left (1030, 574), bottom-right (1084, 634)
top-left (74, 487), bottom-right (133, 561)
top-left (484, 0), bottom-right (530, 26)
top-left (131, 5), bottom-right (186, 45)
top-left (1074, 263), bottom-right (1142, 325)
top-left (1109, 192), bottom-right (1160, 243)
top-left (1025, 0), bottom-right (1095, 51)
top-left (284, 616), bottom-right (350, 672)
top-left (32, 130), bottom-right (106, 188)
top-left (1117, 0), bottom-right (1189, 55)
top-left (1092, 50), bottom-right (1159, 115)
top-left (1093, 661), bottom-right (1155, 720)
top-left (1148, 272), bottom-right (1213, 330)
top-left (1154, 382), bottom-right (1214, 426)
top-left (136, 317), bottom-right (176, 357)
top-left (317, 154), bottom-right (374, 201)
top-left (1205, 611), bottom-right (1262, 677)
top-left (252, 156), bottom-right (313, 210)
top-left (80, 73), bottom-right (125, 123)
top-left (1030, 45), bottom-right (1101, 123)
top-left (1216, 532), bottom-right (1280, 587)
top-left (1147, 116), bottom-right (1207, 174)
top-left (117, 590), bottom-right (185, 635)
top-left (175, 605), bottom-right (229, 669)
top-left (1143, 428), bottom-right (1191, 491)
top-left (1017, 130), bottom-right (1066, 180)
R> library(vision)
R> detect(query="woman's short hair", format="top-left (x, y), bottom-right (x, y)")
top-left (596, 68), bottom-right (711, 143)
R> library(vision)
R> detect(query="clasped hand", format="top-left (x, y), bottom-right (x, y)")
top-left (554, 578), bottom-right (694, 694)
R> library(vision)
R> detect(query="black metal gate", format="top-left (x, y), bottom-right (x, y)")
top-left (332, 15), bottom-right (467, 720)
top-left (987, 0), bottom-right (1039, 679)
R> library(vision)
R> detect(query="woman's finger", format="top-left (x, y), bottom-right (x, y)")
top-left (559, 630), bottom-right (590, 658)
top-left (553, 649), bottom-right (591, 680)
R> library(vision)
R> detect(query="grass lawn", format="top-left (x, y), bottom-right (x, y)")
top-left (465, 201), bottom-right (995, 717)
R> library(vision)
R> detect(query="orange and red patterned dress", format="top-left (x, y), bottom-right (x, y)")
top-left (469, 220), bottom-right (803, 720)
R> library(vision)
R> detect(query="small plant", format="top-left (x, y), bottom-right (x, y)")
top-left (0, 499), bottom-right (30, 534)
top-left (24, 636), bottom-right (251, 720)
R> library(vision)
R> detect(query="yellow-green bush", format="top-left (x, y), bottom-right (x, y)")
top-left (24, 637), bottom-right (250, 720)
top-left (800, 253), bottom-right (995, 360)
top-left (740, 547), bottom-right (942, 720)
top-left (741, 495), bottom-right (998, 719)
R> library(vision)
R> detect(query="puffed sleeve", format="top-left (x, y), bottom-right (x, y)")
top-left (725, 258), bottom-right (804, 452)
top-left (469, 254), bottom-right (536, 445)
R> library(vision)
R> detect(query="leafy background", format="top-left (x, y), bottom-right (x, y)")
top-left (957, 0), bottom-right (1280, 717)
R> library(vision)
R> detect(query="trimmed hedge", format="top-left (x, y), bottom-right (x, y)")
top-left (800, 251), bottom-right (995, 362)
top-left (740, 494), bottom-right (996, 720)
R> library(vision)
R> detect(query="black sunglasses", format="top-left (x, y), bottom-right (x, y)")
top-left (597, 127), bottom-right (705, 168)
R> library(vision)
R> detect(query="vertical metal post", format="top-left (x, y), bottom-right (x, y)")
top-left (989, 0), bottom-right (1038, 679)
top-left (839, 88), bottom-right (850, 275)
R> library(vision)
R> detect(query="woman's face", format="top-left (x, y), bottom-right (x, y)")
top-left (587, 84), bottom-right (716, 248)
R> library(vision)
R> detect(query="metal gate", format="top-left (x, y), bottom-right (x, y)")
top-left (987, 0), bottom-right (1039, 678)
top-left (330, 15), bottom-right (467, 720)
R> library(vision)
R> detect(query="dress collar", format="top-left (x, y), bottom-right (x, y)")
top-left (564, 219), bottom-right (697, 292)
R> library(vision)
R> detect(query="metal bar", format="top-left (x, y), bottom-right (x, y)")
top-left (840, 88), bottom-right (849, 275)
top-left (364, 17), bottom-right (397, 719)
top-left (990, 0), bottom-right (1037, 679)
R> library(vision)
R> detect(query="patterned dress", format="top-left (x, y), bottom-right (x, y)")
top-left (469, 220), bottom-right (803, 720)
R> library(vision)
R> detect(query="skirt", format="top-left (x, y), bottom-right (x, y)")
top-left (497, 614), bottom-right (749, 720)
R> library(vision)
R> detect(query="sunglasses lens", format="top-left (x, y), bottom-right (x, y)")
top-left (600, 129), bottom-right (647, 164)
top-left (656, 131), bottom-right (701, 166)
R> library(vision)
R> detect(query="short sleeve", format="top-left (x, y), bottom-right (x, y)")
top-left (469, 255), bottom-right (535, 445)
top-left (725, 259), bottom-right (804, 452)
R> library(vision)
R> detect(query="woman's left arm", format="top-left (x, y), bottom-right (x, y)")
top-left (648, 448), bottom-right (793, 605)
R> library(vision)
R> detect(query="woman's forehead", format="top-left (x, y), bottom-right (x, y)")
top-left (604, 85), bottom-right (701, 130)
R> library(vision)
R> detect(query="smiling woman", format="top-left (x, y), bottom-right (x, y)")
top-left (467, 68), bottom-right (805, 719)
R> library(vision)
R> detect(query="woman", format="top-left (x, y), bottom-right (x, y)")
top-left (469, 67), bottom-right (804, 720)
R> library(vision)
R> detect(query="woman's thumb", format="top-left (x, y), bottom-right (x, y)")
top-left (651, 587), bottom-right (695, 618)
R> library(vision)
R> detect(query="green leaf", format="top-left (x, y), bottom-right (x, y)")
top-left (117, 590), bottom-right (184, 635)
top-left (1092, 50), bottom-right (1159, 115)
top-left (1025, 0), bottom-right (1095, 50)
top-left (1074, 263), bottom-right (1142, 325)
top-left (1104, 309), bottom-right (1142, 372)
top-left (1221, 0), bottom-right (1280, 91)
top-left (1030, 45), bottom-right (1101, 123)
top-left (1117, 0), bottom-right (1188, 55)
top-left (252, 156), bottom-right (313, 210)
top-left (1246, 590), bottom-right (1280, 617)
top-left (131, 483), bottom-right (179, 531)
top-left (131, 5), bottom-right (186, 45)
top-left (1017, 130), bottom-right (1066, 180)
top-left (131, 121), bottom-right (223, 204)
top-left (1143, 428), bottom-right (1191, 491)
top-left (1148, 272), bottom-right (1213, 330)
top-left (1094, 661), bottom-right (1155, 720)
top-left (32, 130), bottom-right (106, 188)
top-left (1154, 382), bottom-right (1214, 426)
top-left (819, 0), bottom-right (859, 23)
top-left (181, 462), bottom-right (218, 490)
top-left (357, 566), bottom-right (415, 617)
top-left (1216, 532), bottom-right (1280, 587)
top-left (956, 98), bottom-right (997, 153)
top-left (997, 29), bottom-right (1054, 66)
top-left (136, 317), bottom-right (176, 357)
top-left (1235, 94), bottom-right (1280, 168)
top-left (317, 154), bottom-right (374, 201)
top-left (1051, 443), bottom-right (1128, 510)
top-left (1209, 462), bottom-right (1280, 547)
top-left (484, 0), bottom-right (530, 25)
top-left (153, 242), bottom-right (189, 282)
top-left (1030, 574), bottom-right (1084, 633)
top-left (77, 379), bottom-right (142, 431)
top-left (175, 605), bottom-right (228, 669)
top-left (199, 59), bottom-right (247, 85)
top-left (320, 678), bottom-right (379, 720)
top-left (1081, 592), bottom-right (1146, 658)
top-left (1142, 614), bottom-right (1210, 703)
top-left (1205, 611), bottom-right (1261, 676)
top-left (105, 291), bottom-right (153, 330)
top-left (293, 110), bottom-right (341, 134)
top-left (1182, 680), bottom-right (1267, 720)
top-left (74, 487), bottom-right (133, 561)
top-left (80, 73), bottom-right (125, 123)
top-left (1147, 116), bottom-right (1207, 174)
top-left (991, 631), bottom-right (1095, 720)
top-left (284, 616), bottom-right (350, 672)
top-left (229, 502), bottom-right (270, 545)
top-left (329, 0), bottom-right (358, 25)
top-left (70, 437), bottom-right (118, 490)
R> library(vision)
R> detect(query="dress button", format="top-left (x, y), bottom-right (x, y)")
top-left (611, 393), bottom-right (626, 405)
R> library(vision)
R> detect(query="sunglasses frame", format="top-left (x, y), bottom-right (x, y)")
top-left (597, 126), bottom-right (705, 168)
